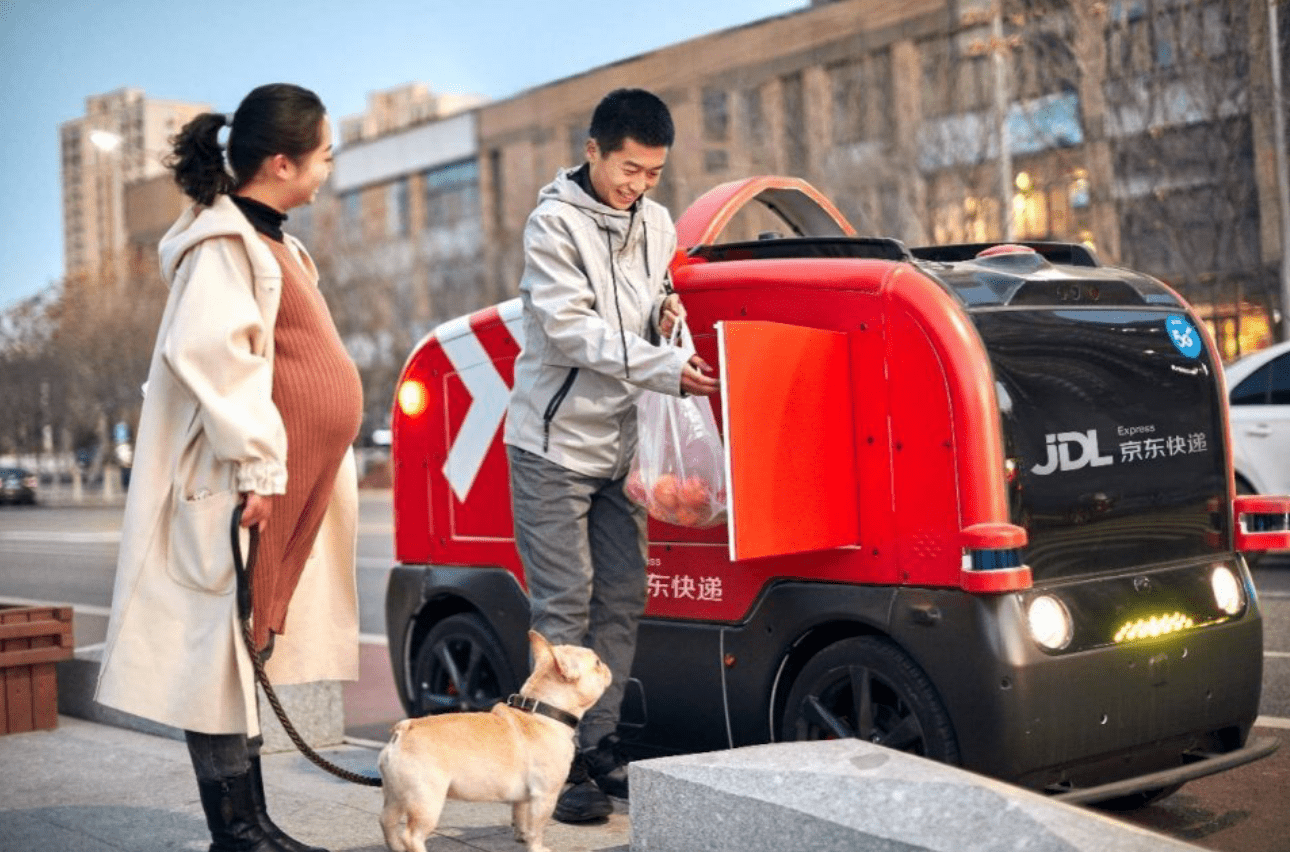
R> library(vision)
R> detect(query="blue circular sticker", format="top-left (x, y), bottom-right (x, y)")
top-left (1165, 315), bottom-right (1202, 359)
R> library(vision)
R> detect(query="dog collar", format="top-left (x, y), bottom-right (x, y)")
top-left (506, 694), bottom-right (579, 730)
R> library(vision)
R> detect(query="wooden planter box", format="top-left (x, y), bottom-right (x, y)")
top-left (1, 604), bottom-right (74, 734)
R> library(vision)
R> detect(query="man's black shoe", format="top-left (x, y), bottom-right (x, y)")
top-left (583, 733), bottom-right (630, 799)
top-left (553, 780), bottom-right (613, 823)
top-left (566, 751), bottom-right (592, 784)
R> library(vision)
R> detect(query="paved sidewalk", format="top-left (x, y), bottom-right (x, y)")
top-left (0, 716), bottom-right (629, 852)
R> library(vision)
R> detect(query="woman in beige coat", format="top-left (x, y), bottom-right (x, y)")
top-left (96, 84), bottom-right (361, 852)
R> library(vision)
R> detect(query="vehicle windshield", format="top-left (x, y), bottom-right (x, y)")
top-left (974, 308), bottom-right (1229, 581)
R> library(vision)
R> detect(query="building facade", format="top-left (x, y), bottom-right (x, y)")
top-left (308, 84), bottom-right (494, 435)
top-left (59, 88), bottom-right (207, 285)
top-left (474, 0), bottom-right (1284, 357)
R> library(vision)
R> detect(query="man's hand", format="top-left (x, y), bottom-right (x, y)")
top-left (660, 293), bottom-right (686, 341)
top-left (240, 492), bottom-right (271, 530)
top-left (681, 354), bottom-right (720, 396)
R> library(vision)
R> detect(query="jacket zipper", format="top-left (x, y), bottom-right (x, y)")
top-left (542, 367), bottom-right (580, 453)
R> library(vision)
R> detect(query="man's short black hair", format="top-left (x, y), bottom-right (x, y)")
top-left (589, 88), bottom-right (674, 153)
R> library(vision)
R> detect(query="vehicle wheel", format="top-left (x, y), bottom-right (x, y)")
top-left (780, 636), bottom-right (960, 763)
top-left (409, 613), bottom-right (517, 717)
top-left (1095, 783), bottom-right (1183, 811)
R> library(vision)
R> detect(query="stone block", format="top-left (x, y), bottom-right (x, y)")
top-left (257, 680), bottom-right (345, 753)
top-left (56, 645), bottom-right (344, 753)
top-left (629, 740), bottom-right (1199, 852)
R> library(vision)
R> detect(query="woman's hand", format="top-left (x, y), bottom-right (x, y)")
top-left (660, 294), bottom-right (686, 341)
top-left (240, 492), bottom-right (271, 530)
top-left (681, 354), bottom-right (720, 396)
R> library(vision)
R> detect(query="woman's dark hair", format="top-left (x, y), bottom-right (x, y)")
top-left (589, 88), bottom-right (674, 154)
top-left (167, 83), bottom-right (326, 205)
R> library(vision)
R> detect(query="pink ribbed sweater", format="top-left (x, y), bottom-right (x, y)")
top-left (252, 236), bottom-right (362, 649)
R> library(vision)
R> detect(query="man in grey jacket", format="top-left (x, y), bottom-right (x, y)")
top-left (504, 88), bottom-right (719, 823)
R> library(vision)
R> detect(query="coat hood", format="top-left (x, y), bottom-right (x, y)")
top-left (158, 194), bottom-right (280, 288)
top-left (538, 168), bottom-right (638, 231)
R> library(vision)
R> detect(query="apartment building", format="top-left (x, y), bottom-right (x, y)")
top-left (59, 88), bottom-right (207, 284)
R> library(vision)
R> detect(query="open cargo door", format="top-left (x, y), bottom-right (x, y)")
top-left (717, 320), bottom-right (860, 561)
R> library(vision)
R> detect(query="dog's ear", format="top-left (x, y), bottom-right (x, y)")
top-left (550, 647), bottom-right (575, 682)
top-left (529, 630), bottom-right (556, 672)
top-left (529, 631), bottom-right (575, 681)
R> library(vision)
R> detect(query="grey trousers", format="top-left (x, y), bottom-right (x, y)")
top-left (507, 446), bottom-right (648, 750)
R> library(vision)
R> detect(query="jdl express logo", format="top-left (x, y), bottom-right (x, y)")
top-left (1031, 430), bottom-right (1114, 476)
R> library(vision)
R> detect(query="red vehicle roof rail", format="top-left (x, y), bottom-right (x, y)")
top-left (673, 175), bottom-right (856, 253)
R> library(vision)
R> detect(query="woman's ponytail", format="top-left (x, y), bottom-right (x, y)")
top-left (166, 113), bottom-right (234, 206)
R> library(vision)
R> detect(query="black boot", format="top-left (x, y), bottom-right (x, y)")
top-left (553, 752), bottom-right (613, 824)
top-left (583, 733), bottom-right (630, 799)
top-left (248, 756), bottom-right (329, 852)
top-left (195, 772), bottom-right (283, 852)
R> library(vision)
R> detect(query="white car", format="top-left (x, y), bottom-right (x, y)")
top-left (1226, 339), bottom-right (1290, 497)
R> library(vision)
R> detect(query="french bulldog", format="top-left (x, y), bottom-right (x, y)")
top-left (378, 631), bottom-right (612, 852)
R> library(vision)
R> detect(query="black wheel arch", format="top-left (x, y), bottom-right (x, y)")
top-left (715, 580), bottom-right (901, 747)
top-left (385, 564), bottom-right (532, 715)
top-left (717, 581), bottom-right (984, 756)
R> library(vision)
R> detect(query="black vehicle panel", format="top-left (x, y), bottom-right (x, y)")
top-left (974, 308), bottom-right (1229, 581)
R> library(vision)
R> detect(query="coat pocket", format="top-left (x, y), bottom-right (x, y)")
top-left (166, 487), bottom-right (239, 594)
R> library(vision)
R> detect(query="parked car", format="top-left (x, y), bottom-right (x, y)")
top-left (1226, 339), bottom-right (1290, 497)
top-left (0, 467), bottom-right (38, 505)
top-left (385, 176), bottom-right (1287, 807)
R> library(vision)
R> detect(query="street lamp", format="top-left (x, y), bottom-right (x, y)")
top-left (88, 127), bottom-right (125, 502)
top-left (1268, 0), bottom-right (1290, 341)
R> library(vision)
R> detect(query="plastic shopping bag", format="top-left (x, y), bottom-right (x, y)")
top-left (625, 323), bottom-right (727, 528)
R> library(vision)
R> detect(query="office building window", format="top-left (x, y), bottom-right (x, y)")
top-left (781, 72), bottom-right (806, 175)
top-left (341, 191), bottom-right (362, 242)
top-left (387, 178), bottom-right (410, 238)
top-left (830, 50), bottom-right (892, 145)
top-left (702, 88), bottom-right (730, 143)
top-left (423, 159), bottom-right (480, 231)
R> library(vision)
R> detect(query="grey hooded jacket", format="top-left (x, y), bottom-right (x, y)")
top-left (504, 167), bottom-right (690, 479)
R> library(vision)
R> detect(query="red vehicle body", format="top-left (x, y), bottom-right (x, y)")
top-left (385, 177), bottom-right (1286, 804)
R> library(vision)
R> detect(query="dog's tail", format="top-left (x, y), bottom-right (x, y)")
top-left (378, 719), bottom-right (413, 781)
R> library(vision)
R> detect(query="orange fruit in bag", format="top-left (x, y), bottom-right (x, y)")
top-left (679, 476), bottom-right (710, 509)
top-left (675, 507), bottom-right (702, 526)
top-left (651, 474), bottom-right (680, 512)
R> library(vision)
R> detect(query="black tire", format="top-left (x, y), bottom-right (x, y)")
top-left (1095, 783), bottom-right (1183, 811)
top-left (409, 613), bottom-right (518, 717)
top-left (780, 636), bottom-right (960, 763)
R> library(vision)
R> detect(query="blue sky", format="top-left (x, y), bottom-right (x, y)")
top-left (0, 0), bottom-right (802, 312)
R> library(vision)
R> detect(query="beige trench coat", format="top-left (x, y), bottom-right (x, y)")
top-left (95, 195), bottom-right (359, 736)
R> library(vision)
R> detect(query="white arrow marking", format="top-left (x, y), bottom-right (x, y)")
top-left (438, 299), bottom-right (524, 501)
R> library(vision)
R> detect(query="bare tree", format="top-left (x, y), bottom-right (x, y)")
top-left (0, 292), bottom-right (61, 457)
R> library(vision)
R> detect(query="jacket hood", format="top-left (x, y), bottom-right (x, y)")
top-left (158, 194), bottom-right (275, 288)
top-left (539, 168), bottom-right (636, 228)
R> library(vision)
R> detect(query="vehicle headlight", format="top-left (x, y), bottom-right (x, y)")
top-left (1211, 565), bottom-right (1244, 616)
top-left (1027, 594), bottom-right (1073, 651)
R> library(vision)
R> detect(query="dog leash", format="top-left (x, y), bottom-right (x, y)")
top-left (231, 506), bottom-right (383, 788)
